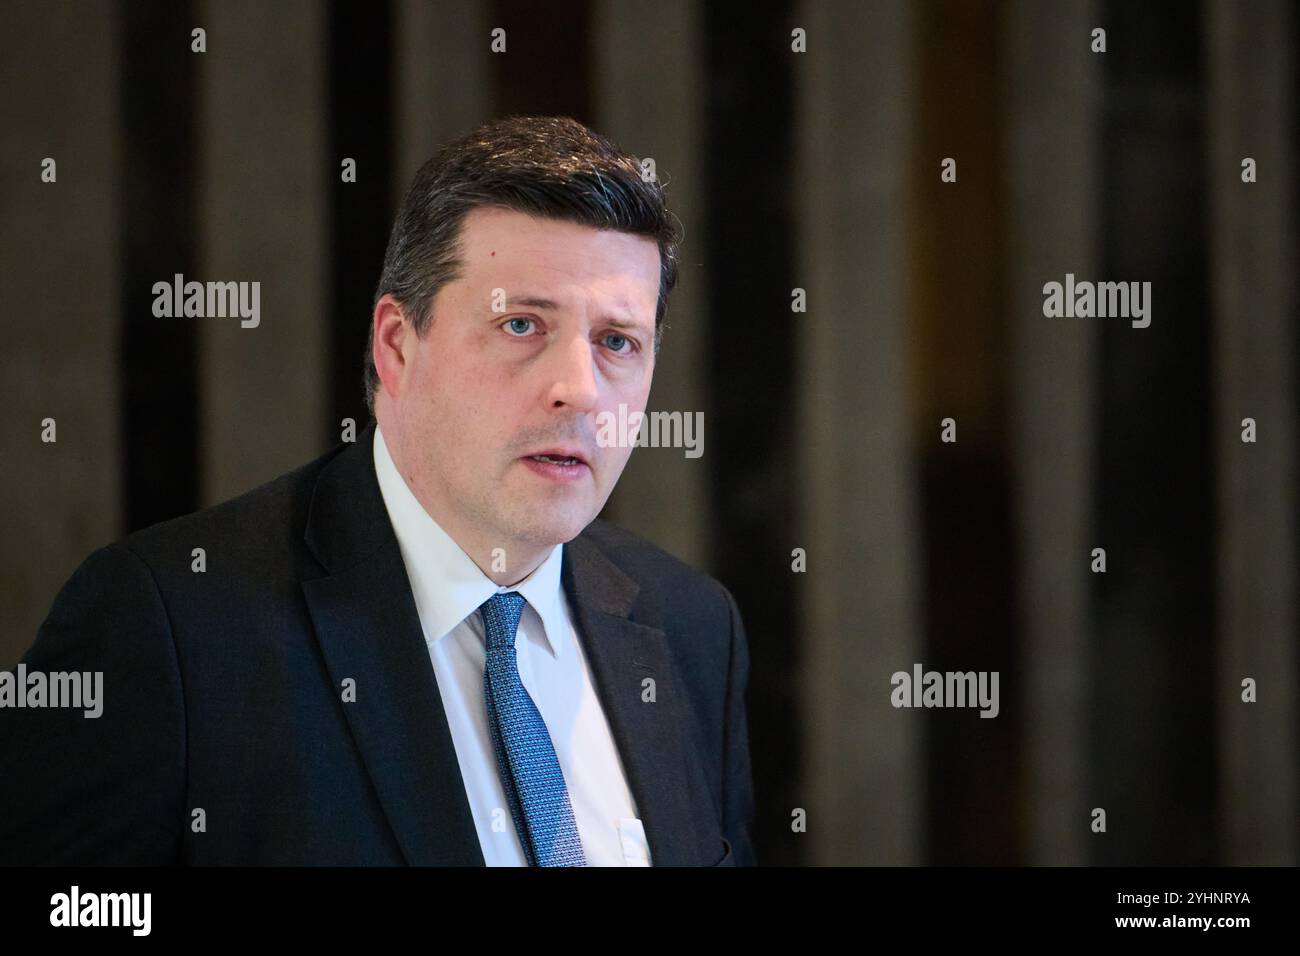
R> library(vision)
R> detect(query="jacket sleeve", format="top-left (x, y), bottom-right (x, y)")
top-left (0, 543), bottom-right (186, 864)
top-left (718, 583), bottom-right (757, 866)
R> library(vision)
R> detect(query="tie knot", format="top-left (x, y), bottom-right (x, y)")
top-left (480, 591), bottom-right (527, 649)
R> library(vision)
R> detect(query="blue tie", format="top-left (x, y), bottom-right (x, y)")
top-left (480, 591), bottom-right (586, 866)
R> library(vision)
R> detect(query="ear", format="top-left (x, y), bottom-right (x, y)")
top-left (372, 294), bottom-right (412, 400)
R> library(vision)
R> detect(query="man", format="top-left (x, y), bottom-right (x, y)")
top-left (0, 115), bottom-right (755, 866)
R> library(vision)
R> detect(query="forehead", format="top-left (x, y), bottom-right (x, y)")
top-left (453, 206), bottom-right (661, 309)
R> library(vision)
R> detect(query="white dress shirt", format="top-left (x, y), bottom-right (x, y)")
top-left (372, 425), bottom-right (651, 866)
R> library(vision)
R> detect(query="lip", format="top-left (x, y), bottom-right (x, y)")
top-left (519, 455), bottom-right (591, 483)
top-left (522, 446), bottom-right (590, 465)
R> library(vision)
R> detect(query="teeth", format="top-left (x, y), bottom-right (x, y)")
top-left (532, 455), bottom-right (579, 465)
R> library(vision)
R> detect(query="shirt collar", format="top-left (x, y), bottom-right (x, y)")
top-left (372, 423), bottom-right (568, 658)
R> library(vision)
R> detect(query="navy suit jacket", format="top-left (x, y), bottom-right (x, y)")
top-left (0, 419), bottom-right (756, 866)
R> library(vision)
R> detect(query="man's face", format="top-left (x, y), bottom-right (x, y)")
top-left (381, 205), bottom-right (660, 564)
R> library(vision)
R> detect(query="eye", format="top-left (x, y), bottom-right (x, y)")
top-left (603, 332), bottom-right (635, 353)
top-left (503, 316), bottom-right (535, 337)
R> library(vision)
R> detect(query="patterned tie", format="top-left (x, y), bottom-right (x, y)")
top-left (480, 591), bottom-right (586, 866)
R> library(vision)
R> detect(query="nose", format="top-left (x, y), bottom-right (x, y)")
top-left (545, 333), bottom-right (600, 413)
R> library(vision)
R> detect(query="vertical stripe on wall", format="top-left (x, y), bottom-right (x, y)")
top-left (489, 0), bottom-right (590, 121)
top-left (796, 0), bottom-right (923, 866)
top-left (0, 2), bottom-right (122, 663)
top-left (198, 0), bottom-right (327, 502)
top-left (704, 0), bottom-right (798, 864)
top-left (1093, 0), bottom-right (1217, 865)
top-left (910, 0), bottom-right (1021, 864)
top-left (1206, 0), bottom-right (1297, 866)
top-left (1004, 0), bottom-right (1098, 865)
top-left (330, 0), bottom-right (393, 434)
top-left (122, 2), bottom-right (198, 530)
top-left (392, 0), bottom-right (490, 190)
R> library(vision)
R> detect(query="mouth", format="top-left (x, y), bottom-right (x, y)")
top-left (523, 446), bottom-right (589, 466)
top-left (519, 448), bottom-right (591, 482)
top-left (526, 453), bottom-right (585, 466)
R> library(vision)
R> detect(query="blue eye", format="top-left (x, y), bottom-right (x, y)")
top-left (504, 317), bottom-right (533, 336)
top-left (604, 333), bottom-right (630, 353)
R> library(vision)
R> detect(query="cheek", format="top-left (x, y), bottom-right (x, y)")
top-left (608, 439), bottom-right (636, 475)
top-left (411, 335), bottom-right (497, 404)
top-left (447, 334), bottom-right (511, 389)
top-left (617, 370), bottom-right (653, 414)
top-left (428, 351), bottom-right (519, 447)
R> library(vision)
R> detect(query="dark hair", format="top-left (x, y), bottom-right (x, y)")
top-left (364, 115), bottom-right (682, 418)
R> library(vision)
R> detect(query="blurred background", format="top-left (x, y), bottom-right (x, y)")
top-left (1, 0), bottom-right (1295, 865)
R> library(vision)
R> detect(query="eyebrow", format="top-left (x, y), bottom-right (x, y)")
top-left (504, 295), bottom-right (561, 311)
top-left (496, 295), bottom-right (653, 331)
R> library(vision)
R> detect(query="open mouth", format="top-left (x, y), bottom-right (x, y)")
top-left (520, 450), bottom-right (591, 482)
top-left (527, 454), bottom-right (583, 467)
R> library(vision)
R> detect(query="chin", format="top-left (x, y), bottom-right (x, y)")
top-left (509, 509), bottom-right (590, 548)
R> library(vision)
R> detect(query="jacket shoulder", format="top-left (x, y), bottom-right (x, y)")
top-left (576, 518), bottom-right (735, 618)
top-left (114, 439), bottom-right (350, 571)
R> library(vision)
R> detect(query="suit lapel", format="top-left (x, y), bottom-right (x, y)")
top-left (562, 535), bottom-right (717, 866)
top-left (300, 420), bottom-right (483, 865)
top-left (298, 420), bottom-right (717, 866)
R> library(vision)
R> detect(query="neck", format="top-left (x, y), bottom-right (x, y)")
top-left (435, 517), bottom-right (553, 588)
top-left (476, 539), bottom-right (552, 588)
top-left (377, 412), bottom-right (553, 588)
